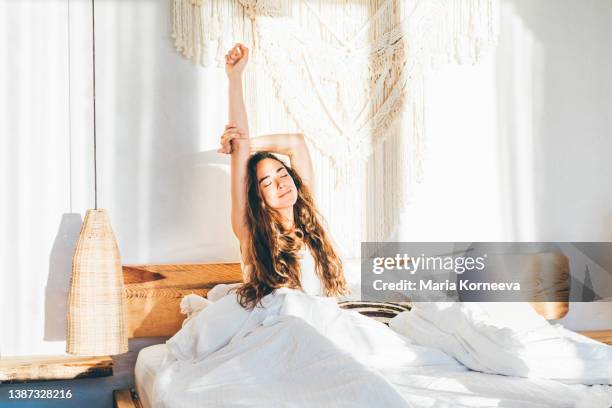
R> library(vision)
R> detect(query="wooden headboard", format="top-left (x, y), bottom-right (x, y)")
top-left (122, 252), bottom-right (570, 338)
top-left (123, 263), bottom-right (243, 338)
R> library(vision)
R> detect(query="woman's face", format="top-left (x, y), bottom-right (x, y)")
top-left (256, 158), bottom-right (298, 209)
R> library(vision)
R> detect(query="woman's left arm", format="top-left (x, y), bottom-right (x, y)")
top-left (250, 133), bottom-right (314, 191)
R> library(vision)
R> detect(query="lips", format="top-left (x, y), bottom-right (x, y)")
top-left (279, 189), bottom-right (292, 198)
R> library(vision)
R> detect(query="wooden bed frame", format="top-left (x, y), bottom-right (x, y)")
top-left (123, 263), bottom-right (243, 338)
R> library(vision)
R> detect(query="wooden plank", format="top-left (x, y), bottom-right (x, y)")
top-left (113, 388), bottom-right (142, 408)
top-left (529, 302), bottom-right (569, 320)
top-left (474, 252), bottom-right (570, 320)
top-left (123, 263), bottom-right (242, 289)
top-left (123, 263), bottom-right (243, 338)
top-left (579, 329), bottom-right (612, 345)
top-left (0, 355), bottom-right (112, 383)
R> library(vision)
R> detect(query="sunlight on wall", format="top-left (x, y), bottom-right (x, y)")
top-left (96, 1), bottom-right (157, 261)
top-left (0, 6), bottom-right (5, 356)
top-left (495, 1), bottom-right (543, 241)
top-left (93, 2), bottom-right (241, 264)
top-left (0, 0), bottom-right (72, 356)
top-left (391, 1), bottom-right (547, 243)
top-left (392, 54), bottom-right (503, 241)
top-left (200, 69), bottom-right (229, 152)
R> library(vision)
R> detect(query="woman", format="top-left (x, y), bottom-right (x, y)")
top-left (215, 43), bottom-right (350, 308)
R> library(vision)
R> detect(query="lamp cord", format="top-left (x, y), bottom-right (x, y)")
top-left (92, 0), bottom-right (98, 210)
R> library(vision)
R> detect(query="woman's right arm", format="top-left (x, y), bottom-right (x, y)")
top-left (221, 44), bottom-right (250, 245)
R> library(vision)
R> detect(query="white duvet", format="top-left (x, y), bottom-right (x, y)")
top-left (389, 302), bottom-right (612, 384)
top-left (151, 291), bottom-right (612, 407)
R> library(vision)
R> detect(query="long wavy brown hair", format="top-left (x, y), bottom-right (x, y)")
top-left (234, 151), bottom-right (349, 309)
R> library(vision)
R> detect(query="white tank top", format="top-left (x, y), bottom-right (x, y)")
top-left (240, 247), bottom-right (323, 296)
top-left (298, 247), bottom-right (323, 296)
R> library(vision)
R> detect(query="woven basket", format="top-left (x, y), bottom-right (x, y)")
top-left (66, 209), bottom-right (128, 355)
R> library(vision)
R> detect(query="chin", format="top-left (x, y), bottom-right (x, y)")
top-left (273, 195), bottom-right (297, 210)
top-left (286, 193), bottom-right (298, 206)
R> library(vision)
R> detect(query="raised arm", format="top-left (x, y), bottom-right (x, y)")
top-left (227, 44), bottom-right (249, 137)
top-left (220, 44), bottom-right (250, 245)
top-left (250, 133), bottom-right (314, 192)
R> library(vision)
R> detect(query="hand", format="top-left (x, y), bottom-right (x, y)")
top-left (225, 43), bottom-right (249, 79)
top-left (218, 124), bottom-right (247, 154)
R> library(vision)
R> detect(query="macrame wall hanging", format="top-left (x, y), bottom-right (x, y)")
top-left (171, 0), bottom-right (499, 257)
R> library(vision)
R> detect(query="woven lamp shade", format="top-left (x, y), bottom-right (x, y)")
top-left (66, 209), bottom-right (128, 355)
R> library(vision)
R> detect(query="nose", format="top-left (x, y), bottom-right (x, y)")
top-left (278, 180), bottom-right (290, 193)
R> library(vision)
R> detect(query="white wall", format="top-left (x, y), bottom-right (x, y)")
top-left (396, 0), bottom-right (612, 242)
top-left (1, 0), bottom-right (611, 356)
top-left (92, 1), bottom-right (239, 265)
top-left (393, 0), bottom-right (612, 329)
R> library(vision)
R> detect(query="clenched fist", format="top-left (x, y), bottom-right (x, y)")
top-left (217, 124), bottom-right (247, 154)
top-left (225, 43), bottom-right (249, 79)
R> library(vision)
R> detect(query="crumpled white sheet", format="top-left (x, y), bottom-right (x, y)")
top-left (179, 294), bottom-right (212, 326)
top-left (389, 302), bottom-right (612, 385)
top-left (166, 288), bottom-right (460, 369)
top-left (154, 316), bottom-right (414, 407)
top-left (152, 288), bottom-right (462, 408)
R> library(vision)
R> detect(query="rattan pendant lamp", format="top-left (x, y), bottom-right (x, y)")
top-left (66, 0), bottom-right (128, 356)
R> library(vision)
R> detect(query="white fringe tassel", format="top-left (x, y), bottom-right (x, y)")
top-left (171, 0), bottom-right (499, 256)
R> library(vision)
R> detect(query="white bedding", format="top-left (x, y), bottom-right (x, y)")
top-left (142, 291), bottom-right (612, 407)
top-left (389, 302), bottom-right (612, 384)
top-left (137, 341), bottom-right (612, 408)
top-left (135, 344), bottom-right (168, 408)
top-left (384, 367), bottom-right (612, 408)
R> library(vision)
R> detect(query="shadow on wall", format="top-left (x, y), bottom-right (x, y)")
top-left (44, 213), bottom-right (83, 341)
top-left (99, 0), bottom-right (239, 264)
top-left (496, 0), bottom-right (612, 241)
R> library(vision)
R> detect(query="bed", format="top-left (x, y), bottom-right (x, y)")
top-left (114, 261), bottom-right (612, 408)
top-left (132, 335), bottom-right (611, 408)
top-left (134, 344), bottom-right (167, 408)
